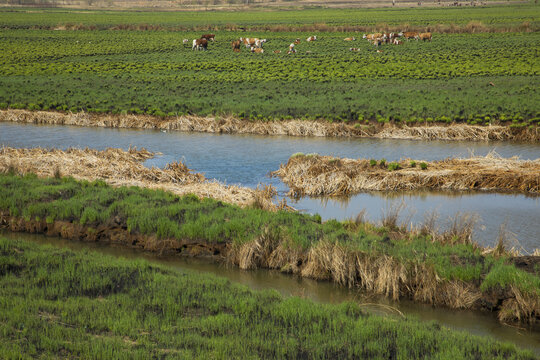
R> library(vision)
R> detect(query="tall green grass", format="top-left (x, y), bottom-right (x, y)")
top-left (0, 237), bottom-right (536, 359)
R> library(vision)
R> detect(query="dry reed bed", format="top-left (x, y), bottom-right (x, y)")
top-left (226, 224), bottom-right (539, 325)
top-left (272, 153), bottom-right (540, 197)
top-left (1, 109), bottom-right (538, 142)
top-left (0, 146), bottom-right (278, 210)
top-left (32, 20), bottom-right (540, 33)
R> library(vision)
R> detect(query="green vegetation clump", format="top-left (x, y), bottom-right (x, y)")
top-left (420, 162), bottom-right (428, 170)
top-left (369, 159), bottom-right (377, 167)
top-left (387, 162), bottom-right (400, 171)
top-left (0, 237), bottom-right (536, 359)
top-left (410, 160), bottom-right (417, 168)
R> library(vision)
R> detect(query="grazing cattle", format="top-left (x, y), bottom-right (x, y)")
top-left (294, 38), bottom-right (301, 45)
top-left (306, 35), bottom-right (317, 42)
top-left (241, 37), bottom-right (260, 48)
top-left (402, 31), bottom-right (419, 40)
top-left (349, 47), bottom-right (360, 51)
top-left (392, 38), bottom-right (403, 45)
top-left (192, 38), bottom-right (208, 51)
top-left (376, 49), bottom-right (384, 53)
top-left (287, 43), bottom-right (296, 54)
top-left (363, 33), bottom-right (382, 41)
top-left (344, 37), bottom-right (356, 41)
top-left (231, 39), bottom-right (242, 51)
top-left (418, 32), bottom-right (432, 41)
top-left (182, 39), bottom-right (189, 45)
top-left (251, 47), bottom-right (264, 53)
top-left (273, 50), bottom-right (281, 54)
top-left (201, 34), bottom-right (215, 41)
top-left (255, 39), bottom-right (267, 48)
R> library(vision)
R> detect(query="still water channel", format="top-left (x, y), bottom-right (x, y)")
top-left (1, 122), bottom-right (538, 252)
top-left (2, 231), bottom-right (538, 355)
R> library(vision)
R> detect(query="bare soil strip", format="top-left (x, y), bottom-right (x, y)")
top-left (0, 146), bottom-right (279, 210)
top-left (272, 153), bottom-right (540, 197)
top-left (1, 110), bottom-right (538, 142)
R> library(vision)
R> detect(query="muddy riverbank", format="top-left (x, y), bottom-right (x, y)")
top-left (2, 109), bottom-right (538, 142)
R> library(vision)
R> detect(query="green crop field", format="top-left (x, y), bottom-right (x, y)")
top-left (0, 6), bottom-right (539, 124)
top-left (0, 237), bottom-right (537, 359)
top-left (0, 5), bottom-right (537, 29)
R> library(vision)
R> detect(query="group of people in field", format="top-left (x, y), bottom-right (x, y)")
top-left (184, 31), bottom-right (432, 54)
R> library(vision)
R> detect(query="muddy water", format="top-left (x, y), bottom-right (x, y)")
top-left (1, 122), bottom-right (539, 252)
top-left (2, 230), bottom-right (539, 355)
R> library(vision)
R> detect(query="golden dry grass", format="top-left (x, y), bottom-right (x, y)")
top-left (272, 153), bottom-right (540, 197)
top-left (0, 146), bottom-right (279, 210)
top-left (1, 110), bottom-right (538, 142)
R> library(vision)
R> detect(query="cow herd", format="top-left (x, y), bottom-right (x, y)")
top-left (362, 31), bottom-right (432, 46)
top-left (184, 32), bottom-right (432, 53)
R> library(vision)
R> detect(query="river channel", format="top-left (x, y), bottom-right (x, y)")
top-left (2, 230), bottom-right (538, 355)
top-left (1, 122), bottom-right (539, 252)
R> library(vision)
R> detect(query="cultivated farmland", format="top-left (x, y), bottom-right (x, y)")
top-left (0, 6), bottom-right (539, 124)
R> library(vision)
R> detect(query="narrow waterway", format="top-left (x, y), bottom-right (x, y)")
top-left (2, 231), bottom-right (539, 355)
top-left (1, 122), bottom-right (539, 252)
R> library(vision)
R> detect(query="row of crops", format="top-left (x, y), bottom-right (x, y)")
top-left (0, 27), bottom-right (538, 122)
top-left (0, 4), bottom-right (537, 29)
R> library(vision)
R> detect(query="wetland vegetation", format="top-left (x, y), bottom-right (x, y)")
top-left (1, 237), bottom-right (537, 359)
top-left (0, 172), bottom-right (538, 326)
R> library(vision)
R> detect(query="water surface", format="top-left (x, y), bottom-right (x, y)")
top-left (1, 122), bottom-right (539, 251)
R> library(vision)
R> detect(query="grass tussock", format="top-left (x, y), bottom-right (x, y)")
top-left (0, 146), bottom-right (279, 210)
top-left (272, 152), bottom-right (540, 197)
top-left (2, 110), bottom-right (538, 142)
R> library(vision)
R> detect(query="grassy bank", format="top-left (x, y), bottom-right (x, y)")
top-left (0, 172), bottom-right (539, 325)
top-left (1, 237), bottom-right (537, 359)
top-left (2, 110), bottom-right (539, 142)
top-left (272, 153), bottom-right (540, 196)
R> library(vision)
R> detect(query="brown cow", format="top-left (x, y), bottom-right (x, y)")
top-left (273, 50), bottom-right (281, 54)
top-left (294, 38), bottom-right (301, 45)
top-left (201, 34), bottom-right (215, 41)
top-left (231, 39), bottom-right (242, 51)
top-left (241, 37), bottom-right (259, 48)
top-left (363, 33), bottom-right (381, 41)
top-left (251, 47), bottom-right (264, 53)
top-left (306, 35), bottom-right (317, 42)
top-left (402, 31), bottom-right (419, 40)
top-left (192, 38), bottom-right (208, 50)
top-left (344, 37), bottom-right (356, 41)
top-left (418, 32), bottom-right (432, 41)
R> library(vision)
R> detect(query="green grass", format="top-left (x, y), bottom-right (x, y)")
top-left (0, 237), bottom-right (536, 359)
top-left (0, 5), bottom-right (537, 29)
top-left (1, 172), bottom-right (539, 301)
top-left (0, 6), bottom-right (539, 123)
